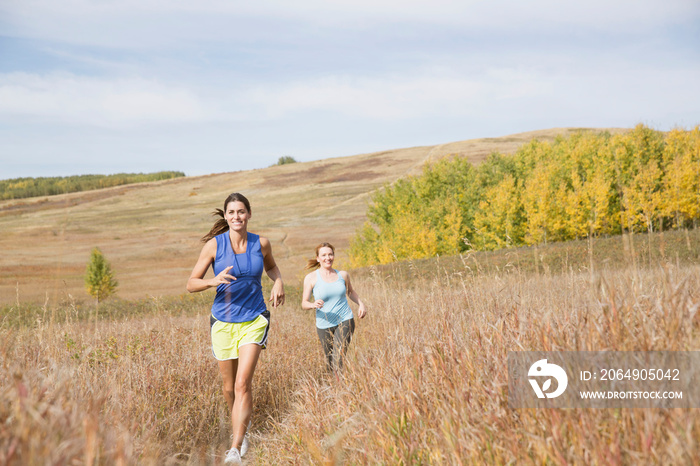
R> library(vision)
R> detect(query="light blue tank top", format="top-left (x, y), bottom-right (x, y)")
top-left (313, 269), bottom-right (353, 329)
top-left (211, 232), bottom-right (267, 323)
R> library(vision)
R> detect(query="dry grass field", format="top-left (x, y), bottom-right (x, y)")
top-left (2, 237), bottom-right (699, 464)
top-left (6, 126), bottom-right (698, 465)
top-left (0, 127), bottom-right (624, 305)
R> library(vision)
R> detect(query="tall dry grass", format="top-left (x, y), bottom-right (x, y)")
top-left (257, 260), bottom-right (700, 464)
top-left (0, 292), bottom-right (322, 465)
top-left (2, 255), bottom-right (699, 464)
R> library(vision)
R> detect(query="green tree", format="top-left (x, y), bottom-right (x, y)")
top-left (85, 247), bottom-right (118, 304)
top-left (0, 171), bottom-right (185, 200)
top-left (276, 156), bottom-right (298, 165)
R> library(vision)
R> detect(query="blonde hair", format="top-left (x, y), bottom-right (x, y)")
top-left (305, 242), bottom-right (335, 270)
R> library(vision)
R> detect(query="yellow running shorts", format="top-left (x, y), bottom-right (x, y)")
top-left (210, 311), bottom-right (270, 360)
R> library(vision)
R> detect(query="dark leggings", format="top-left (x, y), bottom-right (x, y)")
top-left (316, 318), bottom-right (355, 373)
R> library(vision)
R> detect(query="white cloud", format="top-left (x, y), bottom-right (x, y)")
top-left (5, 59), bottom-right (697, 129)
top-left (238, 66), bottom-right (563, 120)
top-left (0, 70), bottom-right (490, 125)
top-left (243, 74), bottom-right (484, 119)
top-left (3, 0), bottom-right (698, 48)
top-left (256, 0), bottom-right (699, 30)
top-left (0, 72), bottom-right (209, 127)
top-left (1, 0), bottom-right (698, 180)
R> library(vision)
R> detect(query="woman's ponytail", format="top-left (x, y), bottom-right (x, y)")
top-left (305, 257), bottom-right (321, 270)
top-left (201, 208), bottom-right (229, 242)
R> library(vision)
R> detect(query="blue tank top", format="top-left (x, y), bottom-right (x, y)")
top-left (211, 232), bottom-right (267, 323)
top-left (313, 269), bottom-right (353, 329)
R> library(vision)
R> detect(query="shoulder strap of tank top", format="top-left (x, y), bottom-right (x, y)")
top-left (216, 232), bottom-right (227, 258)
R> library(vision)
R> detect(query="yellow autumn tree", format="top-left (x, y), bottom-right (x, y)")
top-left (350, 125), bottom-right (699, 266)
top-left (522, 164), bottom-right (553, 245)
top-left (584, 167), bottom-right (616, 235)
top-left (662, 127), bottom-right (700, 228)
top-left (473, 174), bottom-right (523, 250)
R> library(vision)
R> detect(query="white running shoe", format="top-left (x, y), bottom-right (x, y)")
top-left (240, 436), bottom-right (249, 457)
top-left (223, 448), bottom-right (242, 465)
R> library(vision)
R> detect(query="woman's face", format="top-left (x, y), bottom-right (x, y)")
top-left (224, 201), bottom-right (251, 232)
top-left (316, 247), bottom-right (335, 268)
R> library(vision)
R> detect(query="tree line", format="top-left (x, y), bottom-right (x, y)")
top-left (0, 171), bottom-right (185, 200)
top-left (350, 125), bottom-right (700, 266)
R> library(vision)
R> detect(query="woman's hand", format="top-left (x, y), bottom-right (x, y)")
top-left (314, 299), bottom-right (325, 310)
top-left (209, 265), bottom-right (236, 287)
top-left (269, 278), bottom-right (285, 308)
top-left (357, 303), bottom-right (367, 319)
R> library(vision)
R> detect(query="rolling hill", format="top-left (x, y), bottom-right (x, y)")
top-left (0, 127), bottom-right (625, 304)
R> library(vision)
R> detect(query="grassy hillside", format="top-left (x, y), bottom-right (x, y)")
top-left (3, 233), bottom-right (698, 464)
top-left (0, 127), bottom-right (623, 305)
top-left (3, 124), bottom-right (699, 463)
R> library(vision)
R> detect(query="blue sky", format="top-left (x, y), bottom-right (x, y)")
top-left (1, 0), bottom-right (699, 179)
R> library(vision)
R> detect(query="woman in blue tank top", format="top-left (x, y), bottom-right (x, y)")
top-left (302, 242), bottom-right (367, 374)
top-left (187, 193), bottom-right (284, 464)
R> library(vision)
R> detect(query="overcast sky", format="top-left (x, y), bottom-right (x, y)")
top-left (1, 0), bottom-right (699, 179)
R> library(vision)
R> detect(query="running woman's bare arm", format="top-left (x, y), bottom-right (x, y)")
top-left (260, 237), bottom-right (285, 307)
top-left (341, 271), bottom-right (366, 318)
top-left (187, 239), bottom-right (236, 292)
top-left (301, 273), bottom-right (324, 310)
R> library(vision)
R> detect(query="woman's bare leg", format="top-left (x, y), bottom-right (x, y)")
top-left (217, 359), bottom-right (238, 415)
top-left (230, 343), bottom-right (261, 450)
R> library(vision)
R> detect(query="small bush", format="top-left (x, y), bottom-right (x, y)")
top-left (276, 156), bottom-right (298, 165)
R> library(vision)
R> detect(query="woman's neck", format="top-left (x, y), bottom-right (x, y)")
top-left (228, 230), bottom-right (248, 251)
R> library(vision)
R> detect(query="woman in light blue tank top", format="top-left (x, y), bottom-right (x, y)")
top-left (187, 193), bottom-right (285, 463)
top-left (302, 242), bottom-right (367, 373)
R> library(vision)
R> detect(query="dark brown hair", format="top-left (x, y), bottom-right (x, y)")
top-left (201, 193), bottom-right (252, 242)
top-left (305, 242), bottom-right (335, 270)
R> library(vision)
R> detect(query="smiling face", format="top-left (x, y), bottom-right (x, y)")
top-left (224, 200), bottom-right (251, 232)
top-left (316, 246), bottom-right (335, 269)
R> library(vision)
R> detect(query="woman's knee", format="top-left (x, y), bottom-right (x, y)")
top-left (223, 380), bottom-right (235, 393)
top-left (222, 377), bottom-right (235, 393)
top-left (234, 377), bottom-right (252, 396)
